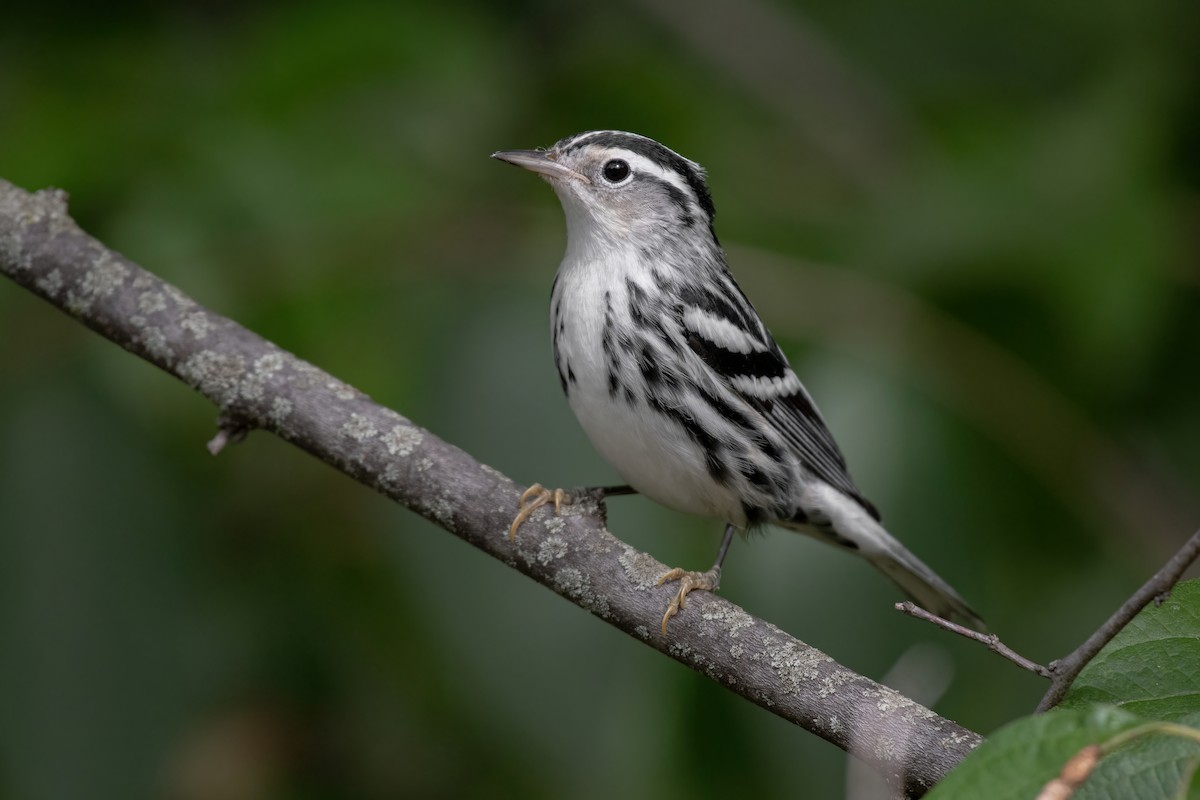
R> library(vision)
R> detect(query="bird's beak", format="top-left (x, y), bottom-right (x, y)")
top-left (491, 149), bottom-right (591, 184)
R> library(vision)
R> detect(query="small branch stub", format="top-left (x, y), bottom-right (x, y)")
top-left (207, 415), bottom-right (252, 456)
top-left (1035, 745), bottom-right (1102, 800)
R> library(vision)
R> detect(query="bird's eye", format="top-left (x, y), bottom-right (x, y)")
top-left (602, 159), bottom-right (631, 183)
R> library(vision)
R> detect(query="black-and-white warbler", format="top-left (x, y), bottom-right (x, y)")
top-left (494, 130), bottom-right (982, 633)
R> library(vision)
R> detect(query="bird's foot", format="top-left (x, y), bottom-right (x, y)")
top-left (508, 483), bottom-right (571, 541)
top-left (657, 566), bottom-right (722, 634)
top-left (508, 484), bottom-right (633, 541)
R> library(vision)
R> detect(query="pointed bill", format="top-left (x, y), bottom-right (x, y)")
top-left (491, 149), bottom-right (591, 184)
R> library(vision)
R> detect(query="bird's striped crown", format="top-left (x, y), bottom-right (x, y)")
top-left (549, 130), bottom-right (718, 239)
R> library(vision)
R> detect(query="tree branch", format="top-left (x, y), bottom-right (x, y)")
top-left (0, 178), bottom-right (980, 797)
top-left (1036, 526), bottom-right (1200, 711)
top-left (897, 522), bottom-right (1200, 714)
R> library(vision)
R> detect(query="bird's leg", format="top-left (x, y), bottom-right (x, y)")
top-left (658, 523), bottom-right (737, 633)
top-left (508, 484), bottom-right (635, 541)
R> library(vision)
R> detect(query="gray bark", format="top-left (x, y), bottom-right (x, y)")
top-left (0, 178), bottom-right (981, 797)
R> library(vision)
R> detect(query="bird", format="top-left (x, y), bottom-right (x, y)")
top-left (492, 130), bottom-right (983, 634)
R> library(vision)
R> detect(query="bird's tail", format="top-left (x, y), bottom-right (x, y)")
top-left (863, 535), bottom-right (985, 631)
top-left (781, 500), bottom-right (985, 631)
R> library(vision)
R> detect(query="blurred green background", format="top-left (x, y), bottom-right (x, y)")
top-left (2, 1), bottom-right (1198, 797)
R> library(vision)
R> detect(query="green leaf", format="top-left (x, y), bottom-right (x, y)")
top-left (1075, 731), bottom-right (1200, 800)
top-left (932, 584), bottom-right (1200, 799)
top-left (927, 706), bottom-right (1142, 799)
top-left (1060, 578), bottom-right (1200, 725)
top-left (928, 710), bottom-right (1200, 799)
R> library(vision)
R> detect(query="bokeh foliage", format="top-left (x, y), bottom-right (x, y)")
top-left (1, 1), bottom-right (1198, 797)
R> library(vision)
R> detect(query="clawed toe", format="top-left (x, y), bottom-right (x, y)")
top-left (658, 567), bottom-right (721, 634)
top-left (508, 483), bottom-right (570, 541)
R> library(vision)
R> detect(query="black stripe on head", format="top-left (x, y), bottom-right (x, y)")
top-left (641, 175), bottom-right (694, 227)
top-left (560, 131), bottom-right (717, 223)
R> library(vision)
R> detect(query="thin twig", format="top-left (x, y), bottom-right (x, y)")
top-left (899, 529), bottom-right (1200, 707)
top-left (1037, 527), bottom-right (1200, 711)
top-left (896, 602), bottom-right (1051, 678)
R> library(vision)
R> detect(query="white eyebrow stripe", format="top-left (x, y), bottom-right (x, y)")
top-left (596, 149), bottom-right (694, 199)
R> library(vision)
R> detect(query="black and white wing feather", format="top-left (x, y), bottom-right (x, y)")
top-left (677, 268), bottom-right (881, 522)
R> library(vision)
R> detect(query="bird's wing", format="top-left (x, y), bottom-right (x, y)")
top-left (675, 271), bottom-right (881, 522)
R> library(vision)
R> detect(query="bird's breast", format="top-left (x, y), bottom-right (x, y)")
top-left (550, 262), bottom-right (749, 523)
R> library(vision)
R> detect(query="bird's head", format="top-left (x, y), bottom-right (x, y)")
top-left (493, 130), bottom-right (718, 248)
